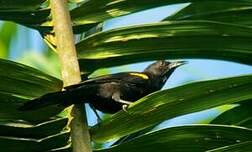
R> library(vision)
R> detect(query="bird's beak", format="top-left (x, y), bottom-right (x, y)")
top-left (169, 61), bottom-right (188, 69)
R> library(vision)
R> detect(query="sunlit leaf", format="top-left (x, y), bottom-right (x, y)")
top-left (0, 59), bottom-right (62, 97)
top-left (70, 0), bottom-right (185, 26)
top-left (0, 9), bottom-right (98, 34)
top-left (211, 101), bottom-right (252, 128)
top-left (0, 22), bottom-right (17, 58)
top-left (71, 0), bottom-right (252, 27)
top-left (0, 60), bottom-right (67, 151)
top-left (95, 125), bottom-right (252, 152)
top-left (165, 2), bottom-right (252, 26)
top-left (77, 21), bottom-right (252, 73)
top-left (0, 59), bottom-right (63, 123)
top-left (0, 118), bottom-right (67, 139)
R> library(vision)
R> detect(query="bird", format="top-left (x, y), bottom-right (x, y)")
top-left (19, 60), bottom-right (186, 114)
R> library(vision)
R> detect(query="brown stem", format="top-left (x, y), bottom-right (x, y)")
top-left (50, 0), bottom-right (92, 152)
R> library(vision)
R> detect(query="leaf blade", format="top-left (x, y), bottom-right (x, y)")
top-left (0, 59), bottom-right (63, 123)
top-left (77, 21), bottom-right (252, 73)
top-left (90, 74), bottom-right (252, 142)
top-left (95, 125), bottom-right (252, 152)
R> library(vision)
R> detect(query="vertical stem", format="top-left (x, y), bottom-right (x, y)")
top-left (50, 1), bottom-right (92, 152)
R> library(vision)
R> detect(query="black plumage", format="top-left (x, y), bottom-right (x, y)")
top-left (19, 60), bottom-right (186, 113)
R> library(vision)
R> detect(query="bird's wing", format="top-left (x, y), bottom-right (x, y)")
top-left (64, 72), bottom-right (150, 90)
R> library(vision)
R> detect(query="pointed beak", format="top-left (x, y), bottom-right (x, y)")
top-left (169, 61), bottom-right (188, 69)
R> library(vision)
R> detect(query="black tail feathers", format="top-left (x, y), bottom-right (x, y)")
top-left (19, 91), bottom-right (69, 111)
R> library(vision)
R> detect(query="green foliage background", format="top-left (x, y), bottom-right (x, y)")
top-left (0, 0), bottom-right (252, 151)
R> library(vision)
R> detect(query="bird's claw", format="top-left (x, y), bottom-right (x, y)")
top-left (122, 104), bottom-right (129, 112)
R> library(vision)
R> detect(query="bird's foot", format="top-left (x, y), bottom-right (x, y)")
top-left (122, 104), bottom-right (129, 112)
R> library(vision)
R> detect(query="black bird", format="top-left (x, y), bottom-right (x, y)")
top-left (19, 60), bottom-right (186, 114)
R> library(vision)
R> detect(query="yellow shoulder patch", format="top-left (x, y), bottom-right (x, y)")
top-left (129, 73), bottom-right (149, 79)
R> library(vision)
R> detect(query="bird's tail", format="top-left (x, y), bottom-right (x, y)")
top-left (19, 91), bottom-right (70, 111)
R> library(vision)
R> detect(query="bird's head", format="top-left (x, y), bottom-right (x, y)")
top-left (144, 60), bottom-right (187, 85)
